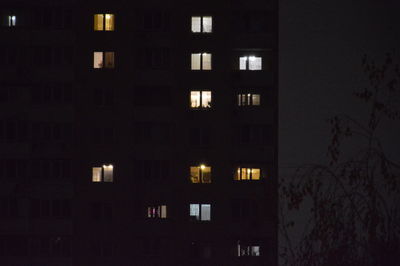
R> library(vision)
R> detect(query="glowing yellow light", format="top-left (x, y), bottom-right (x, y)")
top-left (200, 164), bottom-right (206, 170)
top-left (103, 164), bottom-right (113, 168)
top-left (105, 14), bottom-right (111, 19)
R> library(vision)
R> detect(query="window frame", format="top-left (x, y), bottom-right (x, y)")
top-left (191, 16), bottom-right (213, 33)
top-left (8, 15), bottom-right (16, 27)
top-left (147, 204), bottom-right (168, 219)
top-left (237, 93), bottom-right (261, 106)
top-left (234, 167), bottom-right (262, 181)
top-left (94, 13), bottom-right (115, 31)
top-left (190, 164), bottom-right (212, 183)
top-left (239, 56), bottom-right (262, 71)
top-left (92, 164), bottom-right (114, 183)
top-left (190, 90), bottom-right (212, 109)
top-left (191, 52), bottom-right (212, 70)
top-left (189, 203), bottom-right (211, 221)
top-left (93, 51), bottom-right (115, 69)
top-left (237, 241), bottom-right (261, 257)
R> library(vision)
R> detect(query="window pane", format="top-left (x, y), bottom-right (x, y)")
top-left (103, 165), bottom-right (113, 182)
top-left (191, 16), bottom-right (201, 32)
top-left (202, 53), bottom-right (211, 70)
top-left (161, 205), bottom-right (167, 218)
top-left (249, 56), bottom-right (262, 70)
top-left (190, 91), bottom-right (201, 108)
top-left (190, 166), bottom-right (200, 183)
top-left (242, 168), bottom-right (250, 180)
top-left (252, 168), bottom-right (260, 180)
top-left (105, 14), bottom-right (114, 31)
top-left (252, 94), bottom-right (260, 105)
top-left (190, 204), bottom-right (200, 220)
top-left (191, 53), bottom-right (201, 70)
top-left (239, 57), bottom-right (247, 70)
top-left (203, 16), bottom-right (212, 33)
top-left (234, 168), bottom-right (240, 180)
top-left (201, 204), bottom-right (211, 221)
top-left (242, 94), bottom-right (247, 105)
top-left (202, 166), bottom-right (211, 183)
top-left (251, 246), bottom-right (260, 256)
top-left (93, 52), bottom-right (103, 68)
top-left (201, 91), bottom-right (212, 108)
top-left (104, 52), bottom-right (115, 68)
top-left (94, 14), bottom-right (104, 30)
top-left (92, 167), bottom-right (102, 182)
top-left (8, 16), bottom-right (16, 27)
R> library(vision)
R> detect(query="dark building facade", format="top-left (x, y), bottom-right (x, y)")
top-left (0, 0), bottom-right (278, 265)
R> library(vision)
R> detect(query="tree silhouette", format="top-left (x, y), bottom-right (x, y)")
top-left (280, 53), bottom-right (400, 266)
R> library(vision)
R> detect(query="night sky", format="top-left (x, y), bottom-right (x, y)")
top-left (278, 1), bottom-right (400, 256)
top-left (279, 0), bottom-right (400, 175)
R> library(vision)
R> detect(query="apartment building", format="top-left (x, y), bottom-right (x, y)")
top-left (0, 0), bottom-right (277, 265)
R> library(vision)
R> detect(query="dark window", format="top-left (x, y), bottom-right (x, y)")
top-left (231, 198), bottom-right (260, 222)
top-left (0, 159), bottom-right (28, 180)
top-left (92, 126), bottom-right (115, 144)
top-left (237, 124), bottom-right (271, 145)
top-left (94, 87), bottom-right (114, 107)
top-left (30, 236), bottom-right (71, 257)
top-left (31, 83), bottom-right (73, 104)
top-left (139, 47), bottom-right (170, 69)
top-left (30, 199), bottom-right (71, 219)
top-left (0, 197), bottom-right (19, 219)
top-left (91, 202), bottom-right (112, 221)
top-left (30, 160), bottom-right (71, 180)
top-left (0, 119), bottom-right (28, 143)
top-left (133, 86), bottom-right (171, 106)
top-left (189, 127), bottom-right (211, 147)
top-left (133, 160), bottom-right (170, 182)
top-left (133, 122), bottom-right (171, 144)
top-left (234, 11), bottom-right (270, 33)
top-left (136, 11), bottom-right (170, 32)
top-left (32, 122), bottom-right (73, 142)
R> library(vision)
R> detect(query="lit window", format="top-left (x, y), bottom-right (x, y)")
top-left (93, 52), bottom-right (115, 68)
top-left (147, 205), bottom-right (167, 218)
top-left (92, 165), bottom-right (113, 182)
top-left (190, 204), bottom-right (211, 221)
top-left (8, 15), bottom-right (16, 27)
top-left (237, 241), bottom-right (260, 256)
top-left (239, 56), bottom-right (262, 70)
top-left (191, 16), bottom-right (212, 33)
top-left (190, 165), bottom-right (211, 183)
top-left (190, 91), bottom-right (211, 109)
top-left (234, 167), bottom-right (261, 181)
top-left (94, 14), bottom-right (115, 31)
top-left (238, 93), bottom-right (260, 106)
top-left (191, 53), bottom-right (212, 70)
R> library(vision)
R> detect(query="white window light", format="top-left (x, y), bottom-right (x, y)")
top-left (8, 15), bottom-right (16, 27)
top-left (190, 203), bottom-right (211, 221)
top-left (239, 56), bottom-right (262, 70)
top-left (191, 53), bottom-right (212, 70)
top-left (191, 16), bottom-right (212, 33)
